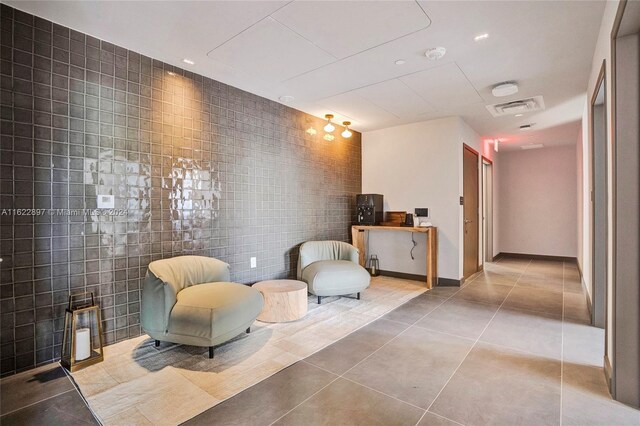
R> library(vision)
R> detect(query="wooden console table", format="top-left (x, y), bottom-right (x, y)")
top-left (351, 225), bottom-right (438, 289)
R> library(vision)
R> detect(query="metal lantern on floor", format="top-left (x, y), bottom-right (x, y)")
top-left (61, 292), bottom-right (104, 372)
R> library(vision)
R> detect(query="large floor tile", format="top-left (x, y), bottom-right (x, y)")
top-left (185, 361), bottom-right (336, 426)
top-left (471, 269), bottom-right (520, 286)
top-left (562, 364), bottom-right (640, 425)
top-left (480, 307), bottom-right (562, 359)
top-left (563, 292), bottom-right (591, 323)
top-left (562, 320), bottom-right (604, 366)
top-left (343, 327), bottom-right (474, 409)
top-left (563, 277), bottom-right (584, 294)
top-left (430, 342), bottom-right (561, 426)
top-left (502, 286), bottom-right (563, 317)
top-left (516, 274), bottom-right (563, 293)
top-left (0, 362), bottom-right (75, 415)
top-left (383, 293), bottom-right (447, 325)
top-left (273, 378), bottom-right (424, 426)
top-left (453, 281), bottom-right (513, 306)
top-left (305, 318), bottom-right (408, 374)
top-left (0, 389), bottom-right (97, 425)
top-left (415, 298), bottom-right (499, 340)
top-left (493, 258), bottom-right (531, 271)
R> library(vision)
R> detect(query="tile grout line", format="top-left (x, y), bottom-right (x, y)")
top-left (418, 259), bottom-right (533, 425)
top-left (0, 389), bottom-right (76, 418)
top-left (269, 280), bottom-right (469, 426)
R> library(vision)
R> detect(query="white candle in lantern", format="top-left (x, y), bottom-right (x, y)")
top-left (75, 328), bottom-right (91, 361)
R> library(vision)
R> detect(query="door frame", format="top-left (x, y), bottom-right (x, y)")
top-left (481, 156), bottom-right (494, 263)
top-left (462, 144), bottom-right (480, 278)
top-left (610, 0), bottom-right (640, 406)
top-left (589, 60), bottom-right (607, 332)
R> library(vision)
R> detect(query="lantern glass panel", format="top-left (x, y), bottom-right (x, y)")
top-left (61, 293), bottom-right (104, 371)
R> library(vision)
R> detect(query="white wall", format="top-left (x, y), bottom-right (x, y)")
top-left (362, 116), bottom-right (483, 281)
top-left (576, 126), bottom-right (584, 278)
top-left (496, 145), bottom-right (577, 257)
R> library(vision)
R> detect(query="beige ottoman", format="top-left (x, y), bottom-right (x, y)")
top-left (253, 280), bottom-right (308, 323)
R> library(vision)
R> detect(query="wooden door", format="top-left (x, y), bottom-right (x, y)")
top-left (463, 145), bottom-right (479, 278)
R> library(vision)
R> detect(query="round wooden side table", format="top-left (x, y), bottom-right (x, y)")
top-left (253, 280), bottom-right (308, 323)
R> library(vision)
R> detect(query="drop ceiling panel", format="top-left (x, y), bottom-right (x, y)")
top-left (271, 1), bottom-right (431, 59)
top-left (5, 1), bottom-right (287, 70)
top-left (207, 17), bottom-right (336, 83)
top-left (400, 63), bottom-right (483, 109)
top-left (319, 92), bottom-right (398, 128)
top-left (353, 79), bottom-right (435, 118)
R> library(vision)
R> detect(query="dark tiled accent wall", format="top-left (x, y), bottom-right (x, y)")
top-left (0, 5), bottom-right (362, 376)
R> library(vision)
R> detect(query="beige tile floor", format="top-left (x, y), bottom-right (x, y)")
top-left (188, 258), bottom-right (640, 426)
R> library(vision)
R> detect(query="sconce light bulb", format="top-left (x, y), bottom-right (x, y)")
top-left (341, 121), bottom-right (352, 138)
top-left (324, 114), bottom-right (335, 133)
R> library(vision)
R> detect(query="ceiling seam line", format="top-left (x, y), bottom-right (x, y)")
top-left (309, 60), bottom-right (456, 106)
top-left (206, 0), bottom-right (296, 55)
top-left (268, 16), bottom-right (340, 61)
top-left (278, 21), bottom-right (434, 84)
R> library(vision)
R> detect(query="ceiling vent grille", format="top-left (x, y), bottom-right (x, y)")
top-left (485, 95), bottom-right (545, 117)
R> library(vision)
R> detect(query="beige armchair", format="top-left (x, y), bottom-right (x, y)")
top-left (297, 241), bottom-right (371, 304)
top-left (141, 255), bottom-right (263, 358)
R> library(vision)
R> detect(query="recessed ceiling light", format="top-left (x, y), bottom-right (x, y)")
top-left (492, 82), bottom-right (519, 97)
top-left (515, 113), bottom-right (523, 117)
top-left (520, 124), bottom-right (533, 131)
top-left (182, 58), bottom-right (195, 65)
top-left (521, 144), bottom-right (544, 150)
top-left (279, 95), bottom-right (294, 102)
top-left (474, 33), bottom-right (489, 41)
top-left (424, 47), bottom-right (446, 60)
top-left (395, 59), bottom-right (406, 65)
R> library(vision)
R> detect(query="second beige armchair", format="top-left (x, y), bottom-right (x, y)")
top-left (297, 241), bottom-right (371, 304)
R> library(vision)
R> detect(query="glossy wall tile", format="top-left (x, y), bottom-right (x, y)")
top-left (0, 4), bottom-right (362, 376)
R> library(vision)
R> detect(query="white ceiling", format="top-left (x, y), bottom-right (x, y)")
top-left (8, 1), bottom-right (606, 150)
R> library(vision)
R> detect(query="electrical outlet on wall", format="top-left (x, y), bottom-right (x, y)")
top-left (250, 257), bottom-right (257, 268)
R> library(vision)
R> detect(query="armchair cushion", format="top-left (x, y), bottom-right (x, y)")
top-left (302, 260), bottom-right (371, 297)
top-left (297, 241), bottom-right (359, 279)
top-left (169, 282), bottom-right (264, 341)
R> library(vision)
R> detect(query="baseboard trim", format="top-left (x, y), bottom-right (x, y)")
top-left (604, 354), bottom-right (613, 395)
top-left (495, 252), bottom-right (578, 263)
top-left (438, 277), bottom-right (463, 287)
top-left (378, 270), bottom-right (462, 287)
top-left (576, 261), bottom-right (593, 316)
top-left (379, 270), bottom-right (426, 282)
